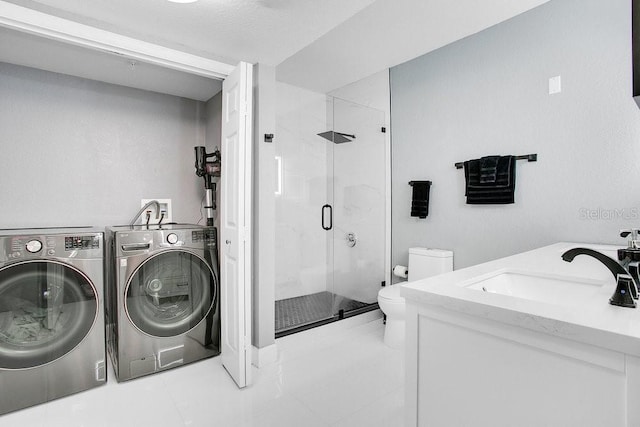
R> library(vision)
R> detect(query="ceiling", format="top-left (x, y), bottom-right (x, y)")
top-left (279, 0), bottom-right (551, 93)
top-left (0, 0), bottom-right (550, 97)
top-left (2, 0), bottom-right (376, 66)
top-left (0, 26), bottom-right (223, 100)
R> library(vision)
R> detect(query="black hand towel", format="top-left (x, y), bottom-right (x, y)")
top-left (410, 181), bottom-right (431, 218)
top-left (463, 155), bottom-right (516, 204)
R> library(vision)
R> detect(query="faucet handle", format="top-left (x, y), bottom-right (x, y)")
top-left (620, 229), bottom-right (640, 248)
top-left (610, 274), bottom-right (637, 308)
top-left (620, 229), bottom-right (638, 238)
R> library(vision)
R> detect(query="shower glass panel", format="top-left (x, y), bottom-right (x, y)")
top-left (274, 88), bottom-right (385, 337)
top-left (327, 98), bottom-right (386, 317)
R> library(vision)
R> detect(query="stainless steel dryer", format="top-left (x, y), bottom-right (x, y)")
top-left (0, 228), bottom-right (106, 415)
top-left (106, 224), bottom-right (219, 381)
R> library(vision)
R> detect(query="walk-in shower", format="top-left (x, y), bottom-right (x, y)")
top-left (274, 87), bottom-right (387, 337)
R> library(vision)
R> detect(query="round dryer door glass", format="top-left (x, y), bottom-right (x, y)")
top-left (0, 260), bottom-right (98, 369)
top-left (125, 250), bottom-right (215, 337)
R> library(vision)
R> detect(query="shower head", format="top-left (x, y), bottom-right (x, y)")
top-left (317, 131), bottom-right (355, 144)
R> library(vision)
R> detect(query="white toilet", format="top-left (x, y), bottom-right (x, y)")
top-left (378, 248), bottom-right (453, 348)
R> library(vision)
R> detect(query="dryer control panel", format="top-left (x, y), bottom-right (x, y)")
top-left (192, 228), bottom-right (217, 248)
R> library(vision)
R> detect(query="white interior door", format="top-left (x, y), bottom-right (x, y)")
top-left (220, 61), bottom-right (253, 388)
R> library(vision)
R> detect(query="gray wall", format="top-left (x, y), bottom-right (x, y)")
top-left (0, 62), bottom-right (207, 227)
top-left (252, 64), bottom-right (276, 351)
top-left (205, 92), bottom-right (222, 151)
top-left (205, 90), bottom-right (223, 229)
top-left (391, 0), bottom-right (640, 271)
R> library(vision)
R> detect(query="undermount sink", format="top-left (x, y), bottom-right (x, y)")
top-left (463, 269), bottom-right (609, 305)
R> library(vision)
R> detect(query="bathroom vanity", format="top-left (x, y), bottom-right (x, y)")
top-left (402, 243), bottom-right (640, 427)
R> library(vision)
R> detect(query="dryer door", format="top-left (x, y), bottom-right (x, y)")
top-left (125, 250), bottom-right (215, 337)
top-left (0, 260), bottom-right (98, 369)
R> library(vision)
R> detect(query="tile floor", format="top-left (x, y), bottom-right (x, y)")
top-left (1, 311), bottom-right (404, 427)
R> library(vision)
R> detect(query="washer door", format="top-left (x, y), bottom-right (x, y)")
top-left (0, 260), bottom-right (98, 369)
top-left (125, 250), bottom-right (215, 337)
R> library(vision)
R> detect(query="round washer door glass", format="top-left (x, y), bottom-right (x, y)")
top-left (0, 260), bottom-right (98, 369)
top-left (125, 250), bottom-right (215, 337)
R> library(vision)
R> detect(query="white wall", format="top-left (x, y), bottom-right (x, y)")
top-left (329, 69), bottom-right (390, 114)
top-left (0, 62), bottom-right (207, 227)
top-left (390, 0), bottom-right (640, 271)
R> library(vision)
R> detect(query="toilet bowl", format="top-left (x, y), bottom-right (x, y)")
top-left (378, 285), bottom-right (405, 348)
top-left (378, 248), bottom-right (453, 348)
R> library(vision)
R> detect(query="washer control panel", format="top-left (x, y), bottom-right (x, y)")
top-left (2, 231), bottom-right (103, 261)
top-left (65, 235), bottom-right (100, 250)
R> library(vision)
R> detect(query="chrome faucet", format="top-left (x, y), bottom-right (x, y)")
top-left (561, 246), bottom-right (638, 308)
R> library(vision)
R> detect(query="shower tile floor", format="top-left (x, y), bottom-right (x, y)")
top-left (275, 291), bottom-right (371, 333)
top-left (2, 311), bottom-right (404, 427)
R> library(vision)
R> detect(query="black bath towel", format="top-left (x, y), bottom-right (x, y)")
top-left (463, 155), bottom-right (516, 204)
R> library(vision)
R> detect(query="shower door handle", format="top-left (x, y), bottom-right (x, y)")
top-left (322, 204), bottom-right (333, 230)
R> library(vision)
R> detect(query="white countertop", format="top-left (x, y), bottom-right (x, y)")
top-left (401, 242), bottom-right (640, 356)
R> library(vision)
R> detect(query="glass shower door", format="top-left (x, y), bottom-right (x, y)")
top-left (327, 97), bottom-right (386, 317)
top-left (274, 89), bottom-right (386, 337)
top-left (274, 88), bottom-right (335, 335)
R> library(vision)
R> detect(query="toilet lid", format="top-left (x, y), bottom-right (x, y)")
top-left (379, 285), bottom-right (405, 301)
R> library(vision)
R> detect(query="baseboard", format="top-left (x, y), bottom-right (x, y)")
top-left (251, 343), bottom-right (278, 368)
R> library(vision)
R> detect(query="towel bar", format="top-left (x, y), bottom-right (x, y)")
top-left (454, 154), bottom-right (537, 169)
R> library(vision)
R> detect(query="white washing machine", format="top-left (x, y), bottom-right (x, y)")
top-left (0, 227), bottom-right (106, 415)
top-left (106, 224), bottom-right (219, 381)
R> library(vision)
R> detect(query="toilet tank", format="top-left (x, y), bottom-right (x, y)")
top-left (408, 248), bottom-right (453, 281)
